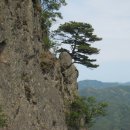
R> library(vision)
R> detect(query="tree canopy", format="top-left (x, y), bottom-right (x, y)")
top-left (53, 21), bottom-right (102, 68)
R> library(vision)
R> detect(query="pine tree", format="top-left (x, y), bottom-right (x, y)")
top-left (53, 21), bottom-right (102, 68)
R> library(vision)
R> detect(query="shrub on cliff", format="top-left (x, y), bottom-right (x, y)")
top-left (0, 106), bottom-right (7, 128)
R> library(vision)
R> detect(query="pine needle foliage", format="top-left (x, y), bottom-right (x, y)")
top-left (53, 21), bottom-right (102, 68)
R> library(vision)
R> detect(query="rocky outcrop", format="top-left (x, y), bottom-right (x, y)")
top-left (0, 1), bottom-right (78, 130)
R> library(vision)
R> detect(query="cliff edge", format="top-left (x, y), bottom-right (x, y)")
top-left (0, 1), bottom-right (78, 130)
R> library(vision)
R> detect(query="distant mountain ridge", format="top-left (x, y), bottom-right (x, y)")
top-left (78, 79), bottom-right (130, 130)
top-left (121, 82), bottom-right (130, 86)
top-left (78, 80), bottom-right (130, 89)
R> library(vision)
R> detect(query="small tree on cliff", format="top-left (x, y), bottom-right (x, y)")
top-left (40, 0), bottom-right (67, 50)
top-left (53, 21), bottom-right (102, 68)
top-left (41, 0), bottom-right (67, 32)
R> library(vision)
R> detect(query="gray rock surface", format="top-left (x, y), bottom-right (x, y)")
top-left (59, 52), bottom-right (72, 68)
top-left (0, 1), bottom-right (78, 130)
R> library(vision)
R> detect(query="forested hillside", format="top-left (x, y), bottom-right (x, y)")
top-left (79, 80), bottom-right (130, 130)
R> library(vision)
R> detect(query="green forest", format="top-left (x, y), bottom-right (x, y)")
top-left (79, 80), bottom-right (130, 130)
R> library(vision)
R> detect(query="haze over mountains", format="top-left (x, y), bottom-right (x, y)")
top-left (78, 80), bottom-right (130, 130)
top-left (78, 80), bottom-right (130, 89)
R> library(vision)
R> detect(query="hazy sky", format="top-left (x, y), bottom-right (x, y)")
top-left (53, 0), bottom-right (130, 82)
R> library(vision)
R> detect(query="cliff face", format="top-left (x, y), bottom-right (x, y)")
top-left (0, 1), bottom-right (78, 130)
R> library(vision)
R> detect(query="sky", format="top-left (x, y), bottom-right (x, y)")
top-left (53, 0), bottom-right (130, 82)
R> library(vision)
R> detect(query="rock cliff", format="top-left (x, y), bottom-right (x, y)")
top-left (0, 1), bottom-right (78, 130)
